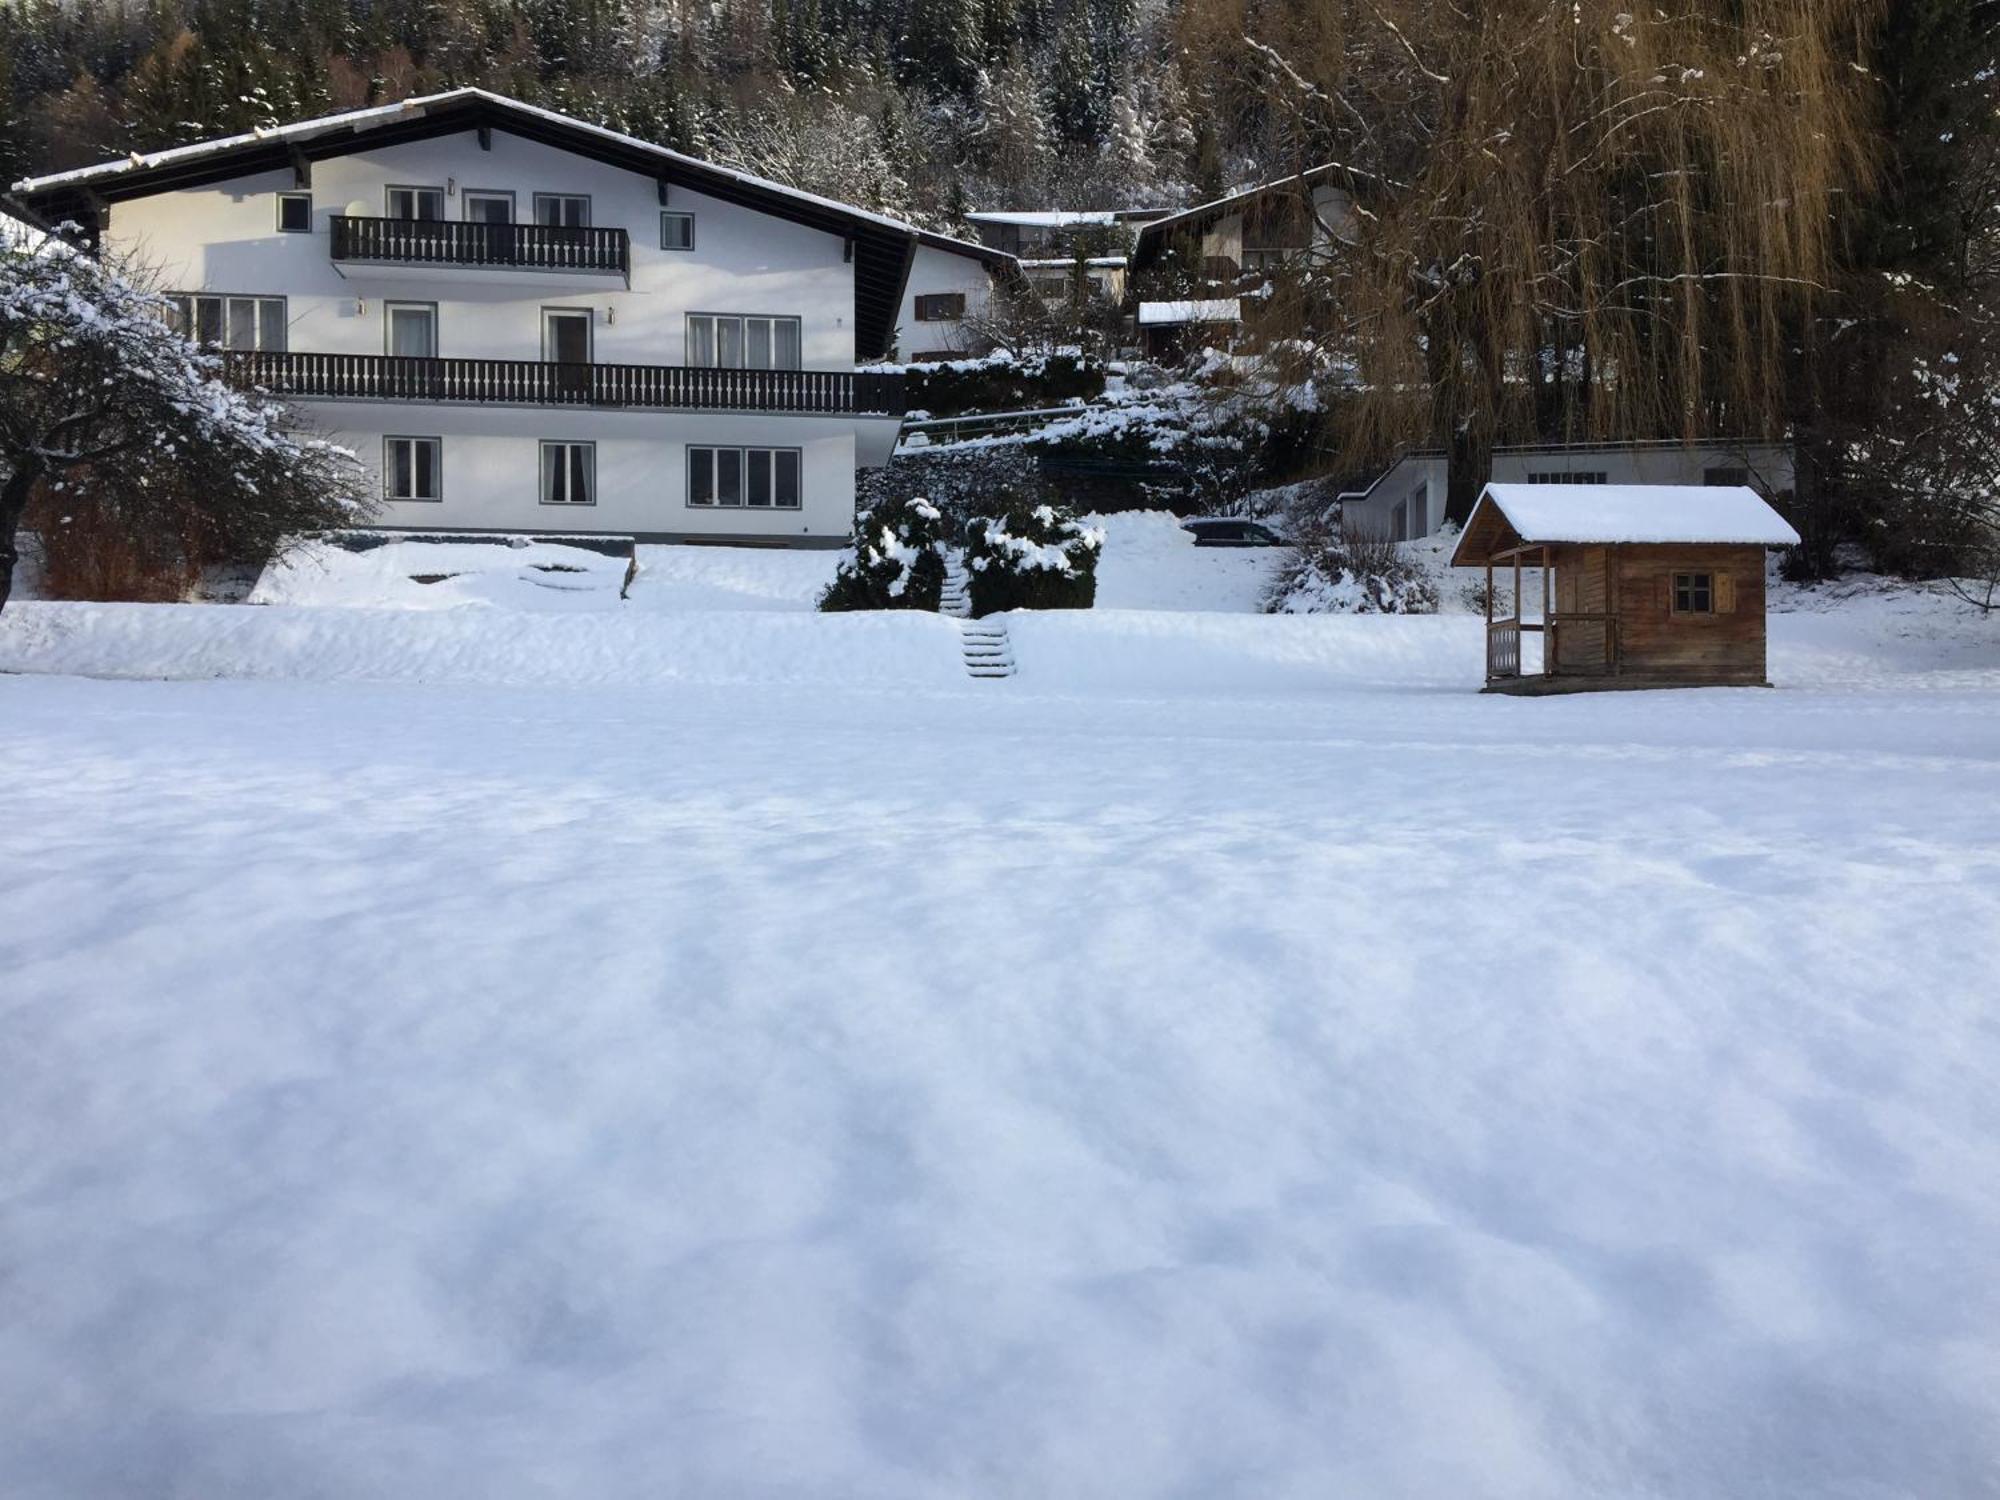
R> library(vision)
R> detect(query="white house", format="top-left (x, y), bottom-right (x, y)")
top-left (1338, 440), bottom-right (1799, 542)
top-left (11, 89), bottom-right (1020, 545)
top-left (895, 234), bottom-right (1017, 361)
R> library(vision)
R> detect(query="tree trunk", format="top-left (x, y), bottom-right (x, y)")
top-left (0, 464), bottom-right (42, 614)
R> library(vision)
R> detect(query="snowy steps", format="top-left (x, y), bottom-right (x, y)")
top-left (939, 553), bottom-right (973, 619)
top-left (958, 620), bottom-right (1015, 679)
top-left (939, 549), bottom-right (1012, 678)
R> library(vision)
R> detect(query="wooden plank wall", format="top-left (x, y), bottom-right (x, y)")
top-left (1611, 544), bottom-right (1767, 681)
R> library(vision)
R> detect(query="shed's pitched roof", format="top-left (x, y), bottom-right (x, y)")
top-left (1450, 483), bottom-right (1801, 566)
top-left (8, 88), bottom-right (1013, 358)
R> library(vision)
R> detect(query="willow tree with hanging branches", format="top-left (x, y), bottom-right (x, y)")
top-left (1190, 0), bottom-right (1885, 522)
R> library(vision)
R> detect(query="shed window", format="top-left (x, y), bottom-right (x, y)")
top-left (1672, 572), bottom-right (1714, 615)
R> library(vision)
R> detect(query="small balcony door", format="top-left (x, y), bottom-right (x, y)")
top-left (462, 191), bottom-right (513, 224)
top-left (386, 302), bottom-right (438, 358)
top-left (543, 308), bottom-right (593, 398)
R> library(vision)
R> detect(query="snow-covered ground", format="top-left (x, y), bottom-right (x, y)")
top-left (2, 551), bottom-right (1999, 1498)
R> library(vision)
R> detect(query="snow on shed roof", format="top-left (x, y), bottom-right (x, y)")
top-left (1138, 298), bottom-right (1242, 326)
top-left (1452, 483), bottom-right (1799, 564)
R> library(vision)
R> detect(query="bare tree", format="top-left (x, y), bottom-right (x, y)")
top-left (1190, 0), bottom-right (1883, 520)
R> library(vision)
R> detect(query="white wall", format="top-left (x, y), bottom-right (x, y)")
top-left (105, 132), bottom-right (861, 368)
top-left (309, 402), bottom-right (890, 542)
top-left (896, 243), bottom-right (996, 360)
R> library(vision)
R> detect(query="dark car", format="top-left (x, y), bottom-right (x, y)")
top-left (1182, 517), bottom-right (1288, 548)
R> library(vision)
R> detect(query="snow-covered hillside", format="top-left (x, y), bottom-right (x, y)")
top-left (1, 543), bottom-right (1997, 1499)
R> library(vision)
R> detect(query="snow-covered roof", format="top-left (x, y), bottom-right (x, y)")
top-left (11, 87), bottom-right (991, 256)
top-left (1138, 299), bottom-right (1242, 327)
top-left (1460, 483), bottom-right (1801, 556)
top-left (966, 210), bottom-right (1119, 228)
top-left (1019, 255), bottom-right (1127, 269)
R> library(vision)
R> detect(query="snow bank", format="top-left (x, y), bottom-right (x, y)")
top-left (251, 539), bottom-right (631, 611)
top-left (624, 543), bottom-right (840, 612)
top-left (1089, 510), bottom-right (1282, 612)
top-left (1007, 610), bottom-right (1480, 695)
top-left (0, 601), bottom-right (967, 691)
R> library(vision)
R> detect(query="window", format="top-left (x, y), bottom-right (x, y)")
top-left (534, 194), bottom-right (591, 228)
top-left (384, 302), bottom-right (438, 358)
top-left (1031, 275), bottom-right (1069, 303)
top-left (686, 314), bottom-right (802, 370)
top-left (1704, 466), bottom-right (1751, 487)
top-left (688, 446), bottom-right (801, 509)
top-left (542, 308), bottom-right (593, 364)
top-left (166, 294), bottom-right (287, 351)
top-left (385, 186), bottom-right (445, 220)
top-left (276, 192), bottom-right (312, 233)
top-left (1525, 470), bottom-right (1610, 485)
top-left (914, 292), bottom-right (965, 322)
top-left (660, 211), bottom-right (695, 250)
top-left (462, 190), bottom-right (514, 224)
top-left (1672, 572), bottom-right (1714, 615)
top-left (1241, 247), bottom-right (1300, 272)
top-left (540, 441), bottom-right (596, 506)
top-left (384, 437), bottom-right (442, 502)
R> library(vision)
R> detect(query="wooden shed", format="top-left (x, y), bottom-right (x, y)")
top-left (1450, 483), bottom-right (1801, 693)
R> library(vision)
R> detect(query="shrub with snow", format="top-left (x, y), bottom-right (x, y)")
top-left (964, 499), bottom-right (1103, 616)
top-left (818, 495), bottom-right (948, 612)
top-left (1264, 518), bottom-right (1440, 616)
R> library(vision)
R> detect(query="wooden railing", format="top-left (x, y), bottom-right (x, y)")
top-left (226, 352), bottom-right (907, 415)
top-left (1487, 618), bottom-right (1522, 680)
top-left (329, 215), bottom-right (629, 277)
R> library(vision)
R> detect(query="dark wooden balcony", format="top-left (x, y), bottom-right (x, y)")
top-left (329, 215), bottom-right (630, 278)
top-left (227, 351), bottom-right (907, 416)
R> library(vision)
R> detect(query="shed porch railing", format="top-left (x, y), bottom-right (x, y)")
top-left (1482, 544), bottom-right (1620, 683)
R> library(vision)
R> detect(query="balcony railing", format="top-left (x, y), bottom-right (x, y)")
top-left (329, 215), bottom-right (630, 277)
top-left (227, 351), bottom-right (906, 416)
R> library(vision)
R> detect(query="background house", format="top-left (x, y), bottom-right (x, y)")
top-left (1130, 167), bottom-right (1360, 285)
top-left (895, 233), bottom-right (1020, 361)
top-left (1339, 440), bottom-right (1798, 542)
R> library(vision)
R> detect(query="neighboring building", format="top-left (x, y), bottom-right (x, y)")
top-left (896, 233), bottom-right (1018, 361)
top-left (963, 207), bottom-right (1170, 260)
top-left (0, 193), bottom-right (57, 252)
top-left (1130, 166), bottom-right (1361, 284)
top-left (1338, 440), bottom-right (1797, 542)
top-left (1451, 482), bottom-right (1802, 693)
top-left (1020, 256), bottom-right (1128, 306)
top-left (9, 89), bottom-right (1020, 546)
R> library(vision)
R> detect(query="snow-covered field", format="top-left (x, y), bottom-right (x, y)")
top-left (2, 544), bottom-right (1999, 1498)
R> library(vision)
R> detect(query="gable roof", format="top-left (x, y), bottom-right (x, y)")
top-left (9, 88), bottom-right (1013, 358)
top-left (1449, 483), bottom-right (1801, 566)
top-left (1130, 162), bottom-right (1386, 269)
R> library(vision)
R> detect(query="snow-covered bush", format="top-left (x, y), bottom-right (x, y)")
top-left (963, 499), bottom-right (1103, 616)
top-left (0, 239), bottom-right (369, 609)
top-left (1265, 517), bottom-right (1439, 615)
top-left (896, 350), bottom-right (1106, 417)
top-left (818, 494), bottom-right (948, 611)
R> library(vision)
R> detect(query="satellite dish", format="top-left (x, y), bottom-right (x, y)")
top-left (343, 199), bottom-right (371, 218)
